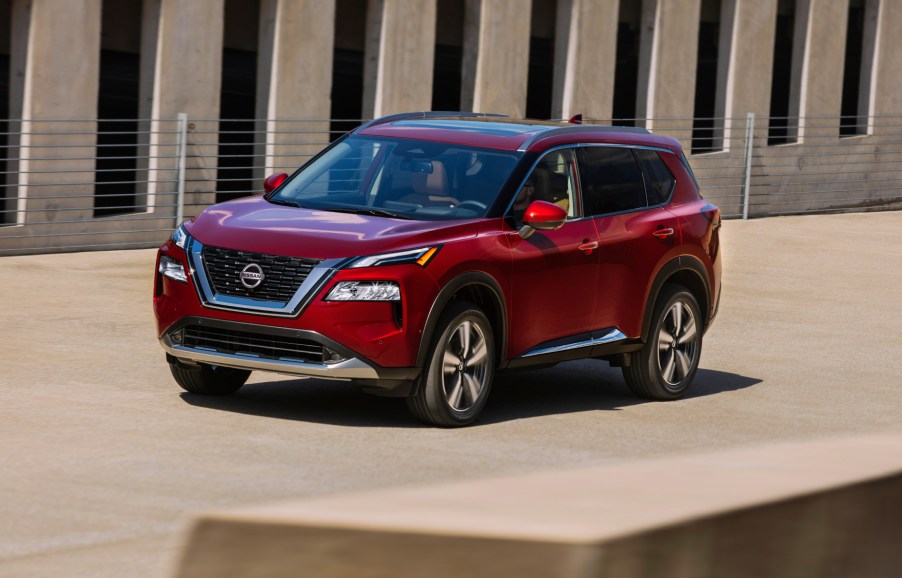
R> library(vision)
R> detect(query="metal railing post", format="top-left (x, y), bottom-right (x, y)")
top-left (175, 112), bottom-right (188, 225)
top-left (742, 112), bottom-right (755, 220)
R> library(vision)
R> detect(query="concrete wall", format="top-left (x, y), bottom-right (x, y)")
top-left (173, 435), bottom-right (902, 578)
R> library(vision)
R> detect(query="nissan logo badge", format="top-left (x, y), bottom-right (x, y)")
top-left (239, 263), bottom-right (265, 290)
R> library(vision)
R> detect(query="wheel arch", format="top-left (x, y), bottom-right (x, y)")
top-left (641, 256), bottom-right (711, 343)
top-left (416, 272), bottom-right (508, 369)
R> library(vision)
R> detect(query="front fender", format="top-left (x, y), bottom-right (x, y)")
top-left (415, 271), bottom-right (509, 369)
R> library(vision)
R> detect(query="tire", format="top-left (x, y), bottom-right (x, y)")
top-left (406, 301), bottom-right (495, 427)
top-left (169, 361), bottom-right (250, 395)
top-left (622, 284), bottom-right (703, 400)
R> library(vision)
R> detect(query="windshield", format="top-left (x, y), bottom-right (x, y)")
top-left (269, 135), bottom-right (521, 220)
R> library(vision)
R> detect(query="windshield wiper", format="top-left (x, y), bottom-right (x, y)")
top-left (319, 206), bottom-right (411, 219)
top-left (267, 198), bottom-right (303, 208)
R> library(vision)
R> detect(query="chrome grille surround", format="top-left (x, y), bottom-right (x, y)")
top-left (201, 245), bottom-right (320, 302)
top-left (186, 239), bottom-right (345, 317)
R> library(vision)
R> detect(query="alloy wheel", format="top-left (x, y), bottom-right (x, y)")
top-left (441, 319), bottom-right (490, 412)
top-left (656, 300), bottom-right (699, 388)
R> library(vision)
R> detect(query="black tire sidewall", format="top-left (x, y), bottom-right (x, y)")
top-left (169, 362), bottom-right (250, 395)
top-left (422, 302), bottom-right (495, 426)
top-left (642, 286), bottom-right (703, 399)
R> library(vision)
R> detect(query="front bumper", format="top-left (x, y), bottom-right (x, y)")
top-left (161, 316), bottom-right (420, 383)
top-left (154, 239), bottom-right (441, 370)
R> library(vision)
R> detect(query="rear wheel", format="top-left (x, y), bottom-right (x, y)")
top-left (169, 362), bottom-right (250, 395)
top-left (406, 301), bottom-right (495, 427)
top-left (622, 284), bottom-right (702, 400)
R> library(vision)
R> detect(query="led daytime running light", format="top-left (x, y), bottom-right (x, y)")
top-left (350, 246), bottom-right (440, 268)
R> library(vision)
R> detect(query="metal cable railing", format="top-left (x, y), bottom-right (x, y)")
top-left (1, 113), bottom-right (901, 255)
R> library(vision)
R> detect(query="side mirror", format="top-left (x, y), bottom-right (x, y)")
top-left (263, 172), bottom-right (288, 194)
top-left (519, 200), bottom-right (567, 239)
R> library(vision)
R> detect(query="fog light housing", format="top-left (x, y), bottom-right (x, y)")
top-left (170, 328), bottom-right (184, 345)
top-left (323, 346), bottom-right (347, 364)
top-left (325, 281), bottom-right (400, 301)
top-left (159, 255), bottom-right (187, 283)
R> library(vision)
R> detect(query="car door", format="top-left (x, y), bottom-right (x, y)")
top-left (577, 146), bottom-right (681, 340)
top-left (504, 148), bottom-right (601, 357)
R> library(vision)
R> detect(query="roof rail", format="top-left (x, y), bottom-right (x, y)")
top-left (356, 111), bottom-right (508, 131)
top-left (517, 124), bottom-right (651, 152)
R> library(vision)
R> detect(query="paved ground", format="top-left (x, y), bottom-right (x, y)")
top-left (1, 211), bottom-right (901, 577)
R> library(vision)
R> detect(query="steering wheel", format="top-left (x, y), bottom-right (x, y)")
top-left (455, 200), bottom-right (488, 212)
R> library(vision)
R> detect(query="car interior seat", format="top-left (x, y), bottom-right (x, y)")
top-left (398, 160), bottom-right (458, 207)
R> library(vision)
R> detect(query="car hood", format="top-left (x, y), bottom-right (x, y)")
top-left (184, 196), bottom-right (481, 260)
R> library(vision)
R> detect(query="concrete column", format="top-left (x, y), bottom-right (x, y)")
top-left (460, 0), bottom-right (479, 111)
top-left (720, 0), bottom-right (778, 151)
top-left (867, 0), bottom-right (902, 127)
top-left (148, 0), bottom-right (224, 214)
top-left (367, 0), bottom-right (437, 117)
top-left (16, 0), bottom-right (101, 226)
top-left (464, 0), bottom-right (531, 117)
top-left (856, 0), bottom-right (878, 129)
top-left (254, 0), bottom-right (276, 182)
top-left (795, 0), bottom-right (849, 141)
top-left (640, 0), bottom-right (702, 148)
top-left (264, 0), bottom-right (334, 174)
top-left (635, 0), bottom-right (655, 123)
top-left (135, 0), bottom-right (160, 208)
top-left (551, 0), bottom-right (619, 121)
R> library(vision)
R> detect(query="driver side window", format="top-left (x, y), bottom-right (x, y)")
top-left (510, 149), bottom-right (577, 221)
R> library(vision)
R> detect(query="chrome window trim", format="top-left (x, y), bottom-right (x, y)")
top-left (503, 144), bottom-right (582, 221)
top-left (503, 143), bottom-right (677, 222)
top-left (520, 328), bottom-right (627, 358)
top-left (186, 239), bottom-right (344, 318)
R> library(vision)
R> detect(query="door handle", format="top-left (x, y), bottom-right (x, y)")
top-left (578, 240), bottom-right (599, 252)
top-left (652, 228), bottom-right (675, 239)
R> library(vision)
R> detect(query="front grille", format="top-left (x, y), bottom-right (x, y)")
top-left (182, 325), bottom-right (325, 364)
top-left (201, 245), bottom-right (320, 302)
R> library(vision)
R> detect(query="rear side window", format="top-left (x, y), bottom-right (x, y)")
top-left (634, 149), bottom-right (675, 205)
top-left (577, 147), bottom-right (646, 216)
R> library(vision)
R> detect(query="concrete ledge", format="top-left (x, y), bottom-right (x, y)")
top-left (174, 435), bottom-right (902, 577)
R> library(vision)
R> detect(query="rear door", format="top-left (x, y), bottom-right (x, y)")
top-left (577, 146), bottom-right (680, 339)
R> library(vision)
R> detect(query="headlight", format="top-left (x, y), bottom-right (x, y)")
top-left (349, 246), bottom-right (439, 268)
top-left (159, 255), bottom-right (187, 283)
top-left (172, 223), bottom-right (190, 249)
top-left (325, 281), bottom-right (400, 301)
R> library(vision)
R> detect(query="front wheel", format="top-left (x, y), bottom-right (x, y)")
top-left (622, 284), bottom-right (702, 400)
top-left (406, 301), bottom-right (495, 427)
top-left (169, 361), bottom-right (250, 395)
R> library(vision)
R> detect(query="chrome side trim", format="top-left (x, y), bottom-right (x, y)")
top-left (187, 239), bottom-right (343, 318)
top-left (161, 341), bottom-right (380, 381)
top-left (521, 328), bottom-right (627, 358)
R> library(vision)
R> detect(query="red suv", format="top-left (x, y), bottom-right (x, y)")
top-left (154, 112), bottom-right (722, 427)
